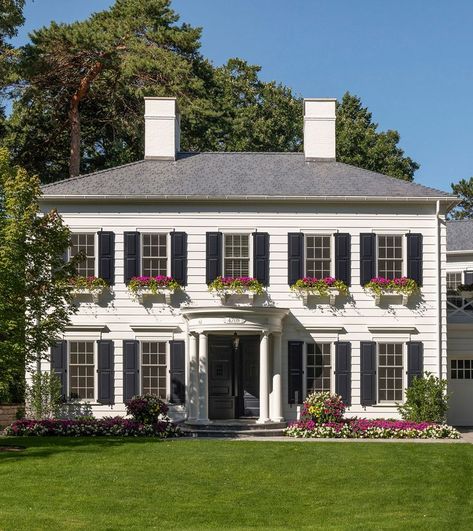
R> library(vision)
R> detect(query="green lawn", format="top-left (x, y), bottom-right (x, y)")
top-left (1, 438), bottom-right (472, 530)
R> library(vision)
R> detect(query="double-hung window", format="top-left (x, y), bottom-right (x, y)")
top-left (447, 271), bottom-right (463, 308)
top-left (306, 343), bottom-right (332, 393)
top-left (224, 234), bottom-right (250, 277)
top-left (70, 233), bottom-right (96, 277)
top-left (378, 343), bottom-right (404, 403)
top-left (69, 341), bottom-right (95, 400)
top-left (305, 235), bottom-right (332, 278)
top-left (377, 235), bottom-right (403, 279)
top-left (141, 341), bottom-right (167, 399)
top-left (142, 233), bottom-right (168, 276)
top-left (450, 359), bottom-right (473, 380)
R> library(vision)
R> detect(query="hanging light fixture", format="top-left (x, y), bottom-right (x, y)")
top-left (233, 332), bottom-right (240, 350)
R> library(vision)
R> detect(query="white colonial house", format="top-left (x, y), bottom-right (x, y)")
top-left (446, 220), bottom-right (473, 425)
top-left (38, 97), bottom-right (460, 427)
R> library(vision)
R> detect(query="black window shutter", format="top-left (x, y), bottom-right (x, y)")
top-left (97, 340), bottom-right (114, 404)
top-left (123, 340), bottom-right (139, 401)
top-left (464, 271), bottom-right (473, 285)
top-left (171, 232), bottom-right (188, 286)
top-left (98, 231), bottom-right (115, 285)
top-left (253, 232), bottom-right (270, 286)
top-left (51, 341), bottom-right (67, 399)
top-left (206, 232), bottom-right (222, 284)
top-left (335, 233), bottom-right (351, 286)
top-left (170, 340), bottom-right (186, 404)
top-left (288, 233), bottom-right (304, 285)
top-left (360, 234), bottom-right (376, 286)
top-left (407, 233), bottom-right (423, 286)
top-left (335, 342), bottom-right (351, 405)
top-left (124, 232), bottom-right (140, 284)
top-left (360, 341), bottom-right (377, 406)
top-left (407, 342), bottom-right (423, 386)
top-left (288, 341), bottom-right (303, 404)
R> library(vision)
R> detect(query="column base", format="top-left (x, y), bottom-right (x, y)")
top-left (270, 417), bottom-right (285, 423)
top-left (256, 417), bottom-right (271, 424)
top-left (192, 418), bottom-right (210, 425)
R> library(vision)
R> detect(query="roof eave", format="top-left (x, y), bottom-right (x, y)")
top-left (40, 194), bottom-right (455, 203)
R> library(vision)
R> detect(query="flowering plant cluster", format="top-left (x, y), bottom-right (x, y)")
top-left (125, 395), bottom-right (169, 424)
top-left (291, 277), bottom-right (349, 297)
top-left (4, 417), bottom-right (180, 438)
top-left (69, 276), bottom-right (109, 290)
top-left (285, 418), bottom-right (460, 439)
top-left (364, 277), bottom-right (418, 297)
top-left (208, 276), bottom-right (264, 295)
top-left (128, 276), bottom-right (181, 295)
top-left (302, 391), bottom-right (346, 424)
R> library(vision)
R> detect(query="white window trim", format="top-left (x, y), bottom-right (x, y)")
top-left (139, 340), bottom-right (170, 401)
top-left (69, 232), bottom-right (98, 277)
top-left (304, 233), bottom-right (334, 277)
top-left (375, 234), bottom-right (406, 278)
top-left (140, 232), bottom-right (171, 277)
top-left (376, 342), bottom-right (406, 405)
top-left (222, 232), bottom-right (253, 278)
top-left (66, 340), bottom-right (97, 403)
top-left (303, 341), bottom-right (335, 398)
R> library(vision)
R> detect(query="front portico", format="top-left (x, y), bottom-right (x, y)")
top-left (182, 306), bottom-right (289, 424)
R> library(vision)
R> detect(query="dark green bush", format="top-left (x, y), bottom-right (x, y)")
top-left (398, 372), bottom-right (449, 423)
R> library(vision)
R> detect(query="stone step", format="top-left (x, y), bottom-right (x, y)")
top-left (181, 428), bottom-right (286, 438)
top-left (183, 421), bottom-right (287, 432)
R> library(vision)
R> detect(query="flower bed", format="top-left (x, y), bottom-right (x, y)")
top-left (128, 276), bottom-right (181, 303)
top-left (285, 418), bottom-right (460, 439)
top-left (364, 277), bottom-right (418, 304)
top-left (208, 276), bottom-right (264, 301)
top-left (4, 417), bottom-right (180, 438)
top-left (291, 277), bottom-right (349, 304)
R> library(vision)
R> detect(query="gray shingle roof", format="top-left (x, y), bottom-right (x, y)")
top-left (447, 220), bottom-right (473, 252)
top-left (41, 152), bottom-right (453, 200)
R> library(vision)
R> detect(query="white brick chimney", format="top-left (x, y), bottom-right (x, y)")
top-left (303, 98), bottom-right (336, 161)
top-left (144, 97), bottom-right (180, 160)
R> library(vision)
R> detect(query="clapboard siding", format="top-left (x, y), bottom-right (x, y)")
top-left (37, 200), bottom-right (446, 419)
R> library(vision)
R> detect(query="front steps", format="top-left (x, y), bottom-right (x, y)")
top-left (180, 419), bottom-right (287, 438)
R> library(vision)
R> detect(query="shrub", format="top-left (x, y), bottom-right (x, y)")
top-left (125, 394), bottom-right (169, 424)
top-left (4, 417), bottom-right (179, 438)
top-left (398, 372), bottom-right (449, 423)
top-left (302, 391), bottom-right (346, 424)
top-left (25, 371), bottom-right (63, 419)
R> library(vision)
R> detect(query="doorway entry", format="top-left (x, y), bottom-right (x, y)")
top-left (208, 335), bottom-right (260, 420)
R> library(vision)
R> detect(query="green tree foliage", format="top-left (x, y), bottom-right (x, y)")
top-left (450, 177), bottom-right (473, 219)
top-left (0, 148), bottom-right (76, 401)
top-left (336, 92), bottom-right (419, 181)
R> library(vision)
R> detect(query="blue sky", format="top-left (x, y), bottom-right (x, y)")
top-left (11, 0), bottom-right (473, 192)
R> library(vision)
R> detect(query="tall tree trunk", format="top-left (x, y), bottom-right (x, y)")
top-left (68, 61), bottom-right (104, 178)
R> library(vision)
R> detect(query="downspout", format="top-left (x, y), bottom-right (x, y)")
top-left (436, 200), bottom-right (443, 378)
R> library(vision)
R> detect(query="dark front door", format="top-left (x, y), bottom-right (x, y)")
top-left (238, 337), bottom-right (260, 417)
top-left (208, 337), bottom-right (235, 420)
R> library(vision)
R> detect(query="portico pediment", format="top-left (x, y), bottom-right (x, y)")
top-left (181, 306), bottom-right (289, 334)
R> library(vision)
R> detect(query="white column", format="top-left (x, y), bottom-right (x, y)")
top-left (188, 333), bottom-right (198, 421)
top-left (271, 332), bottom-right (284, 422)
top-left (197, 332), bottom-right (209, 423)
top-left (258, 331), bottom-right (270, 424)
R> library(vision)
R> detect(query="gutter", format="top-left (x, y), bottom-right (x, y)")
top-left (39, 194), bottom-right (456, 203)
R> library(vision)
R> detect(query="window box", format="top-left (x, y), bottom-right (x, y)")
top-left (69, 276), bottom-right (109, 304)
top-left (458, 284), bottom-right (473, 300)
top-left (128, 276), bottom-right (182, 304)
top-left (291, 277), bottom-right (349, 306)
top-left (208, 276), bottom-right (264, 304)
top-left (364, 277), bottom-right (418, 306)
